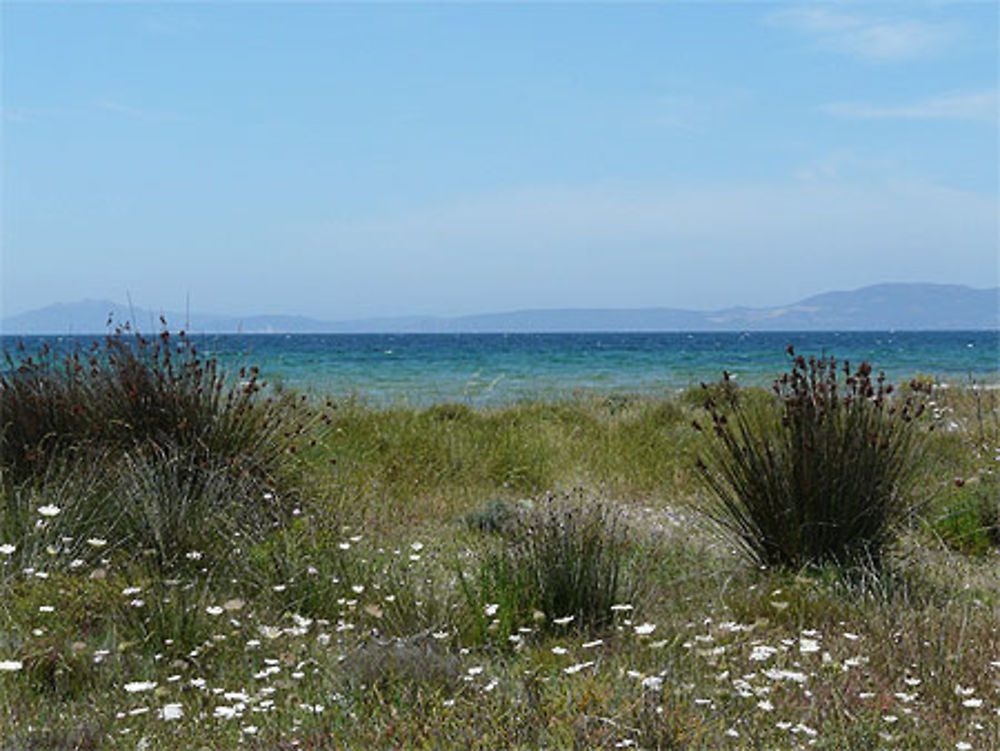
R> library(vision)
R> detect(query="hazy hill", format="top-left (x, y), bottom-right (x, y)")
top-left (0, 300), bottom-right (336, 336)
top-left (2, 284), bottom-right (997, 335)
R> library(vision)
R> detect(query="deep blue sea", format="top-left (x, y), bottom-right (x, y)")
top-left (3, 331), bottom-right (997, 406)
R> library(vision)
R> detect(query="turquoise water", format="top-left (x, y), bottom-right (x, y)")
top-left (6, 331), bottom-right (996, 405)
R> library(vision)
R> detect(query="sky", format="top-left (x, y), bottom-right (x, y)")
top-left (2, 1), bottom-right (997, 320)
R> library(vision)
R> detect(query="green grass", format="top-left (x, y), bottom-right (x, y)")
top-left (1, 342), bottom-right (999, 749)
top-left (315, 393), bottom-right (699, 535)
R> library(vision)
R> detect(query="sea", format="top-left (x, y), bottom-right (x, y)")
top-left (2, 331), bottom-right (997, 406)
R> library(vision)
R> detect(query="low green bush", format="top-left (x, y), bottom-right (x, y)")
top-left (460, 494), bottom-right (634, 643)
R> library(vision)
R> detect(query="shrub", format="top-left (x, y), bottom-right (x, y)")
top-left (1, 326), bottom-right (308, 485)
top-left (0, 325), bottom-right (325, 570)
top-left (461, 494), bottom-right (633, 642)
top-left (694, 350), bottom-right (929, 570)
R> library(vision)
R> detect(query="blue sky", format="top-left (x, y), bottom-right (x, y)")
top-left (2, 2), bottom-right (997, 320)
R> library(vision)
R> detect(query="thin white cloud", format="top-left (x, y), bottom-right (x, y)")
top-left (2, 104), bottom-right (85, 125)
top-left (823, 90), bottom-right (997, 122)
top-left (774, 6), bottom-right (862, 35)
top-left (138, 14), bottom-right (202, 37)
top-left (646, 88), bottom-right (754, 130)
top-left (305, 179), bottom-right (995, 273)
top-left (4, 100), bottom-right (191, 125)
top-left (287, 178), bottom-right (997, 312)
top-left (2, 106), bottom-right (30, 124)
top-left (769, 7), bottom-right (958, 61)
top-left (94, 98), bottom-right (190, 123)
top-left (792, 149), bottom-right (893, 182)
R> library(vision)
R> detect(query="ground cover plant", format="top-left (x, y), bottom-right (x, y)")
top-left (1, 337), bottom-right (998, 750)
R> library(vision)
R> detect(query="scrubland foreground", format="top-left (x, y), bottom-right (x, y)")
top-left (1, 331), bottom-right (998, 750)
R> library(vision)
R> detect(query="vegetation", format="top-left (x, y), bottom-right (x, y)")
top-left (1, 334), bottom-right (998, 749)
top-left (694, 351), bottom-right (931, 570)
top-left (0, 327), bottom-right (325, 576)
top-left (460, 493), bottom-right (636, 644)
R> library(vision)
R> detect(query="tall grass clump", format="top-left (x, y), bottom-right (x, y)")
top-left (0, 324), bottom-right (324, 570)
top-left (2, 326), bottom-right (303, 483)
top-left (462, 494), bottom-right (634, 641)
top-left (694, 349), bottom-right (930, 570)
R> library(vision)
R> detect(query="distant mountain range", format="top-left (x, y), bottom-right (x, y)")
top-left (2, 284), bottom-right (997, 335)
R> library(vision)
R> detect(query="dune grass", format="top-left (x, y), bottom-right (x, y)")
top-left (1, 337), bottom-right (998, 749)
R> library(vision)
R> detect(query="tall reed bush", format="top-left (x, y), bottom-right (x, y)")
top-left (695, 349), bottom-right (929, 570)
top-left (0, 325), bottom-right (323, 568)
top-left (1, 326), bottom-right (304, 484)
